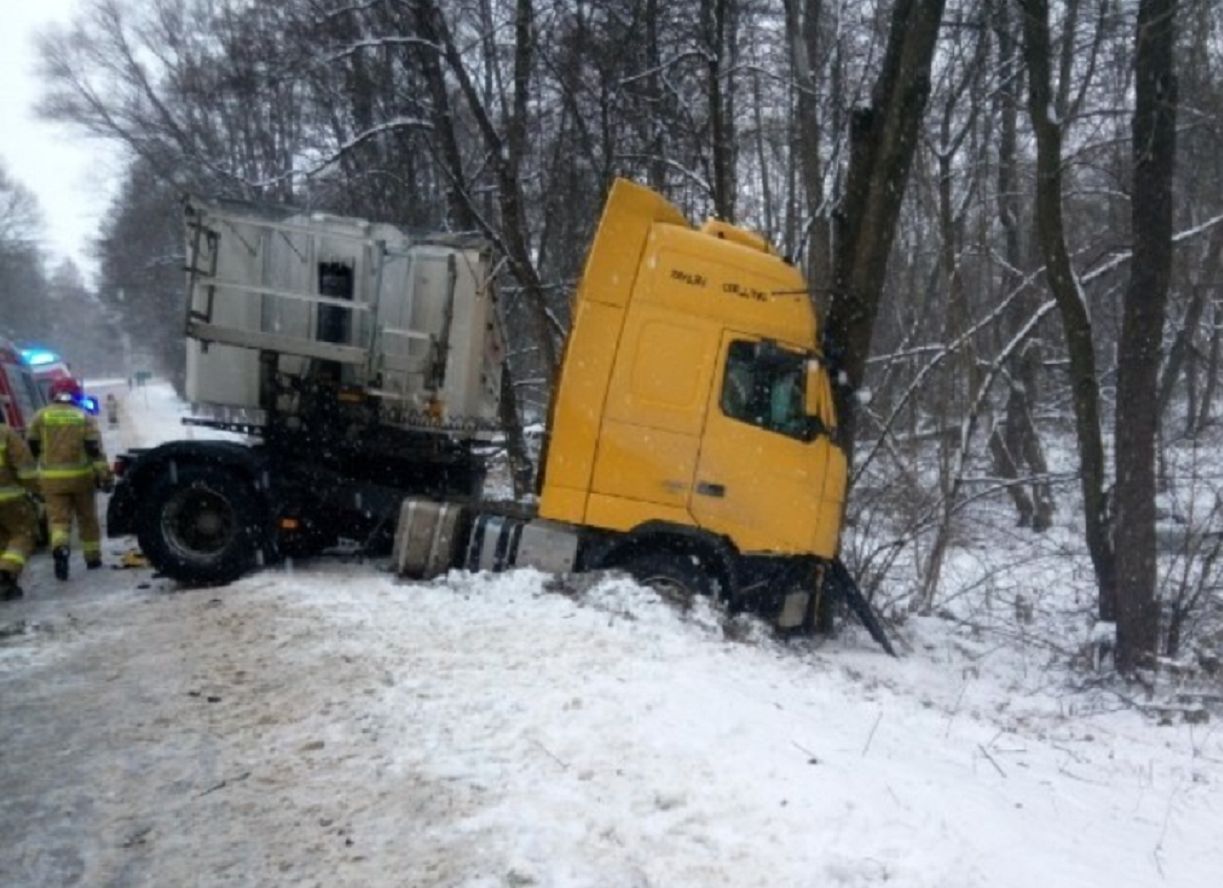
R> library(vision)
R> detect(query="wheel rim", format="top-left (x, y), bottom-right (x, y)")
top-left (161, 486), bottom-right (237, 562)
top-left (637, 573), bottom-right (694, 599)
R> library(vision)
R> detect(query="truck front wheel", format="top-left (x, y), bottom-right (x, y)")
top-left (139, 464), bottom-right (263, 584)
top-left (619, 549), bottom-right (717, 603)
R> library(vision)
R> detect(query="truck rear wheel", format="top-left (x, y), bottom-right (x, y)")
top-left (138, 464), bottom-right (263, 584)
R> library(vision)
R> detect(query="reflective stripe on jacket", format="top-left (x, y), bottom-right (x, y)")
top-left (0, 427), bottom-right (38, 502)
top-left (28, 403), bottom-right (106, 483)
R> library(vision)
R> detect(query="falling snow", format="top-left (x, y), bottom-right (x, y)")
top-left (1, 383), bottom-right (1220, 887)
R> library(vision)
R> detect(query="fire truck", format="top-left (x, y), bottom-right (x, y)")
top-left (0, 338), bottom-right (44, 432)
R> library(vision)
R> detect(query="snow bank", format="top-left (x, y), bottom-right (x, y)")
top-left (266, 567), bottom-right (1222, 887)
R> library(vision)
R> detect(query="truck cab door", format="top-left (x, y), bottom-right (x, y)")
top-left (688, 334), bottom-right (846, 558)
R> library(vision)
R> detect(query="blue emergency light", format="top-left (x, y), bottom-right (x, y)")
top-left (21, 348), bottom-right (60, 367)
top-left (79, 395), bottom-right (100, 415)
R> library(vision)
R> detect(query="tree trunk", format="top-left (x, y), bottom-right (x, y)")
top-left (991, 0), bottom-right (1054, 530)
top-left (823, 0), bottom-right (947, 457)
top-left (750, 66), bottom-right (774, 237)
top-left (1157, 225), bottom-right (1223, 426)
top-left (784, 0), bottom-right (832, 296)
top-left (705, 0), bottom-right (737, 220)
top-left (990, 414), bottom-right (1036, 526)
top-left (1114, 0), bottom-right (1178, 673)
top-left (411, 13), bottom-right (475, 233)
top-left (1019, 0), bottom-right (1116, 619)
top-left (411, 0), bottom-right (541, 497)
top-left (1196, 296), bottom-right (1221, 431)
top-left (416, 0), bottom-right (559, 382)
top-left (644, 0), bottom-right (667, 191)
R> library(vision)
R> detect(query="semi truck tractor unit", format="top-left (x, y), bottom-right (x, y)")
top-left (107, 195), bottom-right (504, 570)
top-left (108, 181), bottom-right (892, 650)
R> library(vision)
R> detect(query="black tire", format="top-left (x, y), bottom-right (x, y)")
top-left (138, 464), bottom-right (264, 584)
top-left (619, 548), bottom-right (718, 603)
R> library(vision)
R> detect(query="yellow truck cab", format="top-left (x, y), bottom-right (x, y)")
top-left (396, 179), bottom-right (864, 636)
top-left (540, 179), bottom-right (845, 563)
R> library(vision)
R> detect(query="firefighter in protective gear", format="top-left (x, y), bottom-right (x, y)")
top-left (0, 423), bottom-right (39, 599)
top-left (28, 378), bottom-right (113, 580)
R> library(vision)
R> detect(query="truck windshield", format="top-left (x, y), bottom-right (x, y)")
top-left (720, 339), bottom-right (812, 441)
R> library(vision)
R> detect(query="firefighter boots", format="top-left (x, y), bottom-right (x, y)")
top-left (0, 572), bottom-right (22, 600)
top-left (53, 546), bottom-right (70, 581)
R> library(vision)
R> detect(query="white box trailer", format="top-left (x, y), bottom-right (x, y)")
top-left (183, 197), bottom-right (502, 435)
top-left (103, 197), bottom-right (508, 577)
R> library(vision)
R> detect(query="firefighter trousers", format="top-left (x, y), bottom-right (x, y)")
top-left (45, 487), bottom-right (101, 563)
top-left (0, 497), bottom-right (37, 580)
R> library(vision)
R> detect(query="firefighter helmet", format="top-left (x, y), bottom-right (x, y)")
top-left (48, 377), bottom-right (82, 403)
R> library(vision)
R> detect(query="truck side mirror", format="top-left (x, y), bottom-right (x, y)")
top-left (804, 359), bottom-right (835, 435)
top-left (804, 359), bottom-right (822, 417)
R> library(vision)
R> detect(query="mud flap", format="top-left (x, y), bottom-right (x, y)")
top-left (826, 558), bottom-right (896, 657)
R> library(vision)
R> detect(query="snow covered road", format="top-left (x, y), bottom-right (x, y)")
top-left (4, 564), bottom-right (1222, 886)
top-left (2, 384), bottom-right (1222, 886)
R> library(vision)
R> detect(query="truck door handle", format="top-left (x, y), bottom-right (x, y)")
top-left (696, 481), bottom-right (725, 498)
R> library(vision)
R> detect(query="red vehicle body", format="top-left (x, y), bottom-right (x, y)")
top-left (0, 338), bottom-right (45, 433)
top-left (25, 354), bottom-right (73, 405)
top-left (17, 346), bottom-right (100, 415)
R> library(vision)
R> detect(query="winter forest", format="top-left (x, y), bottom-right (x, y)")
top-left (1, 0), bottom-right (1219, 679)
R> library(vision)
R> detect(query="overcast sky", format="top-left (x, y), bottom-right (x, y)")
top-left (0, 0), bottom-right (121, 285)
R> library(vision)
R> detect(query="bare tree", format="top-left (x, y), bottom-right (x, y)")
top-left (1114, 0), bottom-right (1178, 673)
top-left (824, 0), bottom-right (948, 451)
top-left (783, 0), bottom-right (834, 294)
top-left (0, 163), bottom-right (50, 343)
top-left (1018, 0), bottom-right (1116, 621)
top-left (703, 0), bottom-right (739, 220)
top-left (0, 165), bottom-right (42, 250)
top-left (988, 0), bottom-right (1054, 531)
top-left (413, 0), bottom-right (559, 378)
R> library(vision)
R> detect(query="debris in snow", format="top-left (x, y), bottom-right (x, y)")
top-left (1086, 621), bottom-right (1116, 672)
top-left (120, 826), bottom-right (154, 849)
top-left (1198, 650), bottom-right (1220, 676)
top-left (198, 771), bottom-right (251, 797)
top-left (1090, 621), bottom-right (1116, 644)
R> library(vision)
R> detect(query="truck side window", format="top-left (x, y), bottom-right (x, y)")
top-left (720, 340), bottom-right (809, 440)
